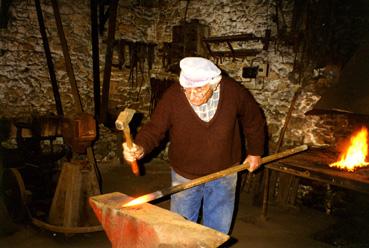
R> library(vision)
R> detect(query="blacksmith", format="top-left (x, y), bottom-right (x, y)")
top-left (123, 57), bottom-right (266, 234)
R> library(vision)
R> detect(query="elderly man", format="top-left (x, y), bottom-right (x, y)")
top-left (123, 57), bottom-right (266, 234)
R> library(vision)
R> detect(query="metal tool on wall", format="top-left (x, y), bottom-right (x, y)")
top-left (149, 77), bottom-right (175, 114)
top-left (114, 39), bottom-right (157, 100)
top-left (135, 42), bottom-right (148, 99)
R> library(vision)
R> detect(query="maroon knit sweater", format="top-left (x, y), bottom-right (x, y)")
top-left (135, 76), bottom-right (266, 179)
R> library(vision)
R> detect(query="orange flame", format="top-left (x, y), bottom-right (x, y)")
top-left (329, 127), bottom-right (369, 171)
top-left (122, 194), bottom-right (156, 207)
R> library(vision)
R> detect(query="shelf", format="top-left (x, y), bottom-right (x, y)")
top-left (203, 30), bottom-right (271, 59)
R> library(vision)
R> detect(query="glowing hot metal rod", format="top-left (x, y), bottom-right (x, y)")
top-left (123, 145), bottom-right (308, 207)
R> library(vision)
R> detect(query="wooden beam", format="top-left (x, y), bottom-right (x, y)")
top-left (203, 33), bottom-right (260, 43)
top-left (34, 0), bottom-right (63, 116)
top-left (51, 0), bottom-right (83, 113)
top-left (209, 49), bottom-right (260, 57)
top-left (90, 0), bottom-right (100, 121)
top-left (100, 0), bottom-right (119, 124)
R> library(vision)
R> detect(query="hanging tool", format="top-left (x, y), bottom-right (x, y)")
top-left (115, 108), bottom-right (140, 176)
top-left (135, 41), bottom-right (147, 100)
top-left (123, 145), bottom-right (308, 206)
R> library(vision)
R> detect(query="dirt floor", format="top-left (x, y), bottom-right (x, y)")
top-left (1, 158), bottom-right (369, 248)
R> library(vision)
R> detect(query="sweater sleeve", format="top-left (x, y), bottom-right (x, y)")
top-left (134, 87), bottom-right (173, 155)
top-left (238, 87), bottom-right (266, 156)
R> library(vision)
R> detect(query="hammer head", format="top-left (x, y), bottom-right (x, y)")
top-left (115, 108), bottom-right (136, 130)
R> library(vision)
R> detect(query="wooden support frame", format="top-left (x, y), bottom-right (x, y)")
top-left (31, 0), bottom-right (103, 233)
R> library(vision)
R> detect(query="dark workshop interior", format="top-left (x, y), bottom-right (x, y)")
top-left (1, 0), bottom-right (369, 247)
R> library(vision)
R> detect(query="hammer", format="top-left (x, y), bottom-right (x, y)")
top-left (115, 108), bottom-right (140, 176)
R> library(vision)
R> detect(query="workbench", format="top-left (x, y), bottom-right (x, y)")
top-left (261, 146), bottom-right (369, 218)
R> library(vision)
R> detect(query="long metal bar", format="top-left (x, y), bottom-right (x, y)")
top-left (123, 145), bottom-right (308, 206)
top-left (34, 0), bottom-right (63, 116)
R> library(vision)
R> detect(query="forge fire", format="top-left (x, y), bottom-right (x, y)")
top-left (330, 127), bottom-right (369, 171)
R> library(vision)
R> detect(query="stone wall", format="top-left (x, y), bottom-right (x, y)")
top-left (0, 0), bottom-right (359, 162)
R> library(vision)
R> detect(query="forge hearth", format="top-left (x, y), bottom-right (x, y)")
top-left (262, 146), bottom-right (369, 218)
top-left (266, 147), bottom-right (369, 193)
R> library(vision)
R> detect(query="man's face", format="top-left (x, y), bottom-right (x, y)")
top-left (183, 83), bottom-right (214, 106)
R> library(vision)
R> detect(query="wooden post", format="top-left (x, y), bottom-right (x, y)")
top-left (49, 161), bottom-right (100, 229)
top-left (90, 0), bottom-right (101, 121)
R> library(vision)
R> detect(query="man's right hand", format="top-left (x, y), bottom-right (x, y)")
top-left (123, 142), bottom-right (144, 162)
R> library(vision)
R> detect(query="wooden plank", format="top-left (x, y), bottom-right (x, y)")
top-left (63, 163), bottom-right (82, 227)
top-left (275, 173), bottom-right (294, 204)
top-left (49, 162), bottom-right (70, 225)
top-left (288, 177), bottom-right (300, 205)
top-left (204, 33), bottom-right (260, 42)
top-left (209, 49), bottom-right (260, 57)
top-left (80, 161), bottom-right (101, 226)
top-left (48, 161), bottom-right (100, 228)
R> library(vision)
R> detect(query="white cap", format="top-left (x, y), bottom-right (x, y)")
top-left (179, 57), bottom-right (222, 88)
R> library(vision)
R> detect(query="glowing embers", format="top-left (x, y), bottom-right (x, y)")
top-left (330, 127), bottom-right (369, 171)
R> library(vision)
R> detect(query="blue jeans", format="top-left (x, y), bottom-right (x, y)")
top-left (170, 169), bottom-right (237, 234)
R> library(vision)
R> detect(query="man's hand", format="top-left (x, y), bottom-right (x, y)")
top-left (123, 142), bottom-right (144, 162)
top-left (243, 155), bottom-right (261, 172)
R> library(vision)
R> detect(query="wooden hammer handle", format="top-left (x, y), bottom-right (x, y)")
top-left (123, 129), bottom-right (140, 176)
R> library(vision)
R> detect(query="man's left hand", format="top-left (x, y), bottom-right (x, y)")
top-left (243, 155), bottom-right (261, 172)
